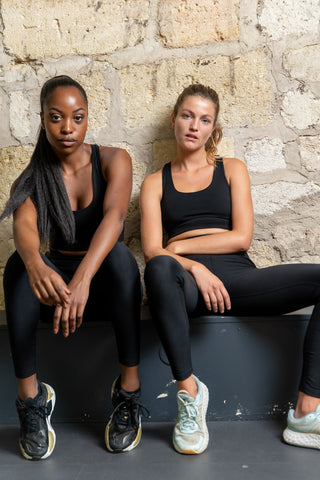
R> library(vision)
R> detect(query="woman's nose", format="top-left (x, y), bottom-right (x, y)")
top-left (61, 119), bottom-right (73, 133)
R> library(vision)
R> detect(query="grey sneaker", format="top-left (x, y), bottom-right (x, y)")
top-left (16, 382), bottom-right (56, 460)
top-left (173, 375), bottom-right (209, 454)
top-left (283, 405), bottom-right (320, 449)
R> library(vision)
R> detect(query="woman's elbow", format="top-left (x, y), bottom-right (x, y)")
top-left (143, 245), bottom-right (163, 264)
top-left (237, 233), bottom-right (252, 252)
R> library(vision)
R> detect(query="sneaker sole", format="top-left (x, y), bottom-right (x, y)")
top-left (19, 383), bottom-right (56, 461)
top-left (283, 427), bottom-right (320, 450)
top-left (173, 381), bottom-right (209, 455)
top-left (105, 377), bottom-right (142, 453)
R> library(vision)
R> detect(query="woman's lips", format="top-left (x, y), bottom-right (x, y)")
top-left (59, 139), bottom-right (76, 147)
top-left (185, 134), bottom-right (198, 140)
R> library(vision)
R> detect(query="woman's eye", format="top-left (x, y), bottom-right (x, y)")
top-left (182, 113), bottom-right (190, 119)
top-left (51, 114), bottom-right (61, 121)
top-left (75, 115), bottom-right (84, 122)
top-left (202, 118), bottom-right (210, 124)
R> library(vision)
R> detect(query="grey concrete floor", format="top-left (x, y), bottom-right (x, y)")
top-left (0, 420), bottom-right (319, 480)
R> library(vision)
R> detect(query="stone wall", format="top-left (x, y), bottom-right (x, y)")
top-left (0, 0), bottom-right (319, 312)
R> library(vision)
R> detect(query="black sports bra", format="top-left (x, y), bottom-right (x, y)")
top-left (160, 159), bottom-right (232, 240)
top-left (50, 144), bottom-right (115, 251)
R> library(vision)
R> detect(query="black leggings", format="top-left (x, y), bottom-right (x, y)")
top-left (4, 242), bottom-right (141, 379)
top-left (144, 252), bottom-right (320, 397)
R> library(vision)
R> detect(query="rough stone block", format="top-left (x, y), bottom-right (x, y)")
top-left (119, 51), bottom-right (271, 128)
top-left (273, 224), bottom-right (320, 260)
top-left (226, 50), bottom-right (272, 127)
top-left (159, 0), bottom-right (239, 47)
top-left (249, 240), bottom-right (279, 267)
top-left (2, 63), bottom-right (36, 84)
top-left (76, 71), bottom-right (111, 134)
top-left (283, 45), bottom-right (320, 82)
top-left (217, 137), bottom-right (235, 158)
top-left (281, 89), bottom-right (320, 130)
top-left (299, 135), bottom-right (320, 172)
top-left (9, 91), bottom-right (30, 140)
top-left (259, 0), bottom-right (319, 40)
top-left (0, 146), bottom-right (34, 212)
top-left (153, 139), bottom-right (176, 172)
top-left (244, 138), bottom-right (286, 172)
top-left (252, 181), bottom-right (320, 216)
top-left (0, 145), bottom-right (33, 310)
top-left (1, 0), bottom-right (149, 59)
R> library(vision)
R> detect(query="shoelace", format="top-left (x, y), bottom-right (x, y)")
top-left (178, 396), bottom-right (200, 433)
top-left (19, 405), bottom-right (50, 434)
top-left (113, 397), bottom-right (150, 427)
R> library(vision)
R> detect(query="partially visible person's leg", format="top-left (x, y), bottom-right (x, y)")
top-left (144, 255), bottom-right (200, 381)
top-left (223, 263), bottom-right (320, 400)
top-left (88, 242), bottom-right (144, 453)
top-left (215, 259), bottom-right (320, 450)
top-left (4, 251), bottom-right (41, 386)
top-left (3, 251), bottom-right (65, 460)
top-left (144, 255), bottom-right (209, 454)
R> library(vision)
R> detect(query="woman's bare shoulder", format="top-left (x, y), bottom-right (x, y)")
top-left (141, 168), bottom-right (163, 197)
top-left (222, 157), bottom-right (248, 181)
top-left (222, 157), bottom-right (246, 169)
top-left (98, 145), bottom-right (131, 164)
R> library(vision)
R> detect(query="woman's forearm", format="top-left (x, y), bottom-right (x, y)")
top-left (144, 245), bottom-right (204, 274)
top-left (167, 230), bottom-right (252, 256)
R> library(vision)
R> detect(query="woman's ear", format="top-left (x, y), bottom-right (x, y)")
top-left (170, 112), bottom-right (175, 130)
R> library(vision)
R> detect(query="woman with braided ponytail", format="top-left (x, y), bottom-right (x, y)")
top-left (1, 75), bottom-right (145, 460)
top-left (141, 84), bottom-right (320, 454)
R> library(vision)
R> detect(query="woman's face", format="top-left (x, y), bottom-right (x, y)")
top-left (41, 86), bottom-right (88, 157)
top-left (172, 95), bottom-right (216, 152)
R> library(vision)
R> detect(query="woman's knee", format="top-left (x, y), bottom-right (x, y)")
top-left (101, 242), bottom-right (141, 288)
top-left (144, 255), bottom-right (183, 288)
top-left (3, 251), bottom-right (29, 295)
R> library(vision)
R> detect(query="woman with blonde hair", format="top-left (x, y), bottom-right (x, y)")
top-left (141, 83), bottom-right (320, 454)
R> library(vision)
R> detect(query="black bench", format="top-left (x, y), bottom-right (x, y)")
top-left (0, 307), bottom-right (310, 424)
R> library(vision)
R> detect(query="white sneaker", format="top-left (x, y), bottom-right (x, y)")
top-left (283, 405), bottom-right (320, 449)
top-left (172, 376), bottom-right (209, 454)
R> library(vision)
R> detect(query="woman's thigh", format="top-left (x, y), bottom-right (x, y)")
top-left (225, 263), bottom-right (320, 315)
top-left (85, 242), bottom-right (141, 319)
top-left (184, 253), bottom-right (320, 316)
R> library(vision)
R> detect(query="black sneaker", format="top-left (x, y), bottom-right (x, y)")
top-left (16, 382), bottom-right (56, 460)
top-left (105, 377), bottom-right (148, 453)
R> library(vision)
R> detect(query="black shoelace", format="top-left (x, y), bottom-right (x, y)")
top-left (113, 397), bottom-right (150, 427)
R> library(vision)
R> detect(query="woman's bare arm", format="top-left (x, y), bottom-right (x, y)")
top-left (13, 197), bottom-right (70, 307)
top-left (140, 171), bottom-right (231, 313)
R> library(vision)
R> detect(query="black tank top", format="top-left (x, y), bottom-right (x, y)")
top-left (161, 159), bottom-right (232, 240)
top-left (50, 144), bottom-right (112, 251)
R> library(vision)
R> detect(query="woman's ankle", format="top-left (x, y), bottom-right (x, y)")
top-left (18, 374), bottom-right (38, 401)
top-left (294, 391), bottom-right (320, 418)
top-left (177, 375), bottom-right (198, 398)
top-left (119, 364), bottom-right (140, 392)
